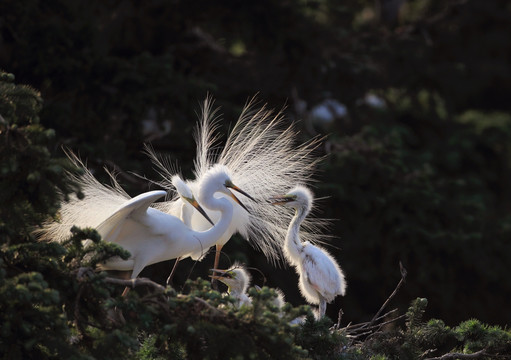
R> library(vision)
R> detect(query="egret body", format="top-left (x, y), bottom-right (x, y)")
top-left (270, 186), bottom-right (346, 318)
top-left (211, 263), bottom-right (253, 308)
top-left (98, 165), bottom-right (252, 279)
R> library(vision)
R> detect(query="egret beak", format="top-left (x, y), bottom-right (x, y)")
top-left (227, 190), bottom-right (251, 213)
top-left (225, 181), bottom-right (257, 202)
top-left (209, 268), bottom-right (228, 280)
top-left (184, 196), bottom-right (215, 226)
top-left (225, 181), bottom-right (254, 213)
top-left (269, 194), bottom-right (295, 206)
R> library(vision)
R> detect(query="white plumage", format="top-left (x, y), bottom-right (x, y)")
top-left (270, 185), bottom-right (346, 318)
top-left (99, 165), bottom-right (252, 279)
top-left (211, 263), bottom-right (253, 308)
top-left (211, 263), bottom-right (286, 310)
top-left (148, 97), bottom-right (326, 271)
top-left (35, 151), bottom-right (131, 243)
top-left (38, 161), bottom-right (252, 280)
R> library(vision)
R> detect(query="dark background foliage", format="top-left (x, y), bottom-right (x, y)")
top-left (1, 0), bottom-right (511, 331)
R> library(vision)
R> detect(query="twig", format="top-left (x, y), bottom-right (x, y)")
top-left (349, 314), bottom-right (406, 339)
top-left (335, 308), bottom-right (344, 330)
top-left (425, 349), bottom-right (487, 360)
top-left (104, 276), bottom-right (166, 292)
top-left (363, 262), bottom-right (407, 329)
top-left (342, 308), bottom-right (399, 332)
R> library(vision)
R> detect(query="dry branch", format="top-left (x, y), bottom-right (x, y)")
top-left (104, 276), bottom-right (166, 292)
top-left (425, 349), bottom-right (487, 360)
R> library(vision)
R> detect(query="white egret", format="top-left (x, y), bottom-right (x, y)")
top-left (210, 263), bottom-right (253, 308)
top-left (211, 263), bottom-right (286, 310)
top-left (146, 97), bottom-right (328, 272)
top-left (270, 186), bottom-right (346, 318)
top-left (96, 164), bottom-right (254, 280)
top-left (36, 153), bottom-right (214, 249)
top-left (36, 152), bottom-right (254, 281)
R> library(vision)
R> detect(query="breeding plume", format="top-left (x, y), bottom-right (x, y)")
top-left (36, 153), bottom-right (213, 246)
top-left (147, 97), bottom-right (327, 271)
top-left (270, 186), bottom-right (346, 318)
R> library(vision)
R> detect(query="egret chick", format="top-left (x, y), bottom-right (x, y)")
top-left (210, 264), bottom-right (252, 308)
top-left (211, 264), bottom-right (286, 310)
top-left (270, 186), bottom-right (346, 318)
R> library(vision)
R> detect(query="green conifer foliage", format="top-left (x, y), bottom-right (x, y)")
top-left (0, 71), bottom-right (81, 244)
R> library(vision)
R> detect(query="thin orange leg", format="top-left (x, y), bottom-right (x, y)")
top-left (211, 244), bottom-right (223, 290)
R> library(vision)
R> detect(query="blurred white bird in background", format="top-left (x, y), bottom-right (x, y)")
top-left (148, 96), bottom-right (328, 273)
top-left (270, 185), bottom-right (346, 318)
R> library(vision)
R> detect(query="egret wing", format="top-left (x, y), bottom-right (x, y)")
top-left (303, 244), bottom-right (342, 302)
top-left (96, 190), bottom-right (167, 243)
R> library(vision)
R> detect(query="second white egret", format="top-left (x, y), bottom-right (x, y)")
top-left (270, 186), bottom-right (346, 318)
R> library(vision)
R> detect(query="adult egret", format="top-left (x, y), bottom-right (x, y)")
top-left (270, 186), bottom-right (346, 318)
top-left (36, 153), bottom-right (213, 248)
top-left (147, 97), bottom-right (327, 272)
top-left (97, 164), bottom-right (254, 280)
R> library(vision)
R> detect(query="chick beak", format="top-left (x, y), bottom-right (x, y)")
top-left (209, 268), bottom-right (228, 280)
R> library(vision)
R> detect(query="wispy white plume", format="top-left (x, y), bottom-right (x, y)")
top-left (35, 150), bottom-right (132, 242)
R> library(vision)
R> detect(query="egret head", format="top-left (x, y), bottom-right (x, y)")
top-left (199, 164), bottom-right (255, 212)
top-left (171, 175), bottom-right (215, 226)
top-left (210, 263), bottom-right (251, 294)
top-left (269, 185), bottom-right (313, 212)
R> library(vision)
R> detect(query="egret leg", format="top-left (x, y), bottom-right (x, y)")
top-left (166, 257), bottom-right (181, 286)
top-left (318, 296), bottom-right (327, 318)
top-left (211, 244), bottom-right (223, 290)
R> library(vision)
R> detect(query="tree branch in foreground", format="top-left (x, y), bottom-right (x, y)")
top-left (425, 349), bottom-right (487, 360)
top-left (104, 276), bottom-right (166, 292)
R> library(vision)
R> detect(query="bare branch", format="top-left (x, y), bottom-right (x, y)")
top-left (334, 308), bottom-right (344, 330)
top-left (344, 308), bottom-right (399, 331)
top-left (363, 262), bottom-right (407, 329)
top-left (104, 276), bottom-right (166, 292)
top-left (425, 349), bottom-right (487, 360)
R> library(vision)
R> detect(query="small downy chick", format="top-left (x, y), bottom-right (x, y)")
top-left (210, 263), bottom-right (252, 308)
